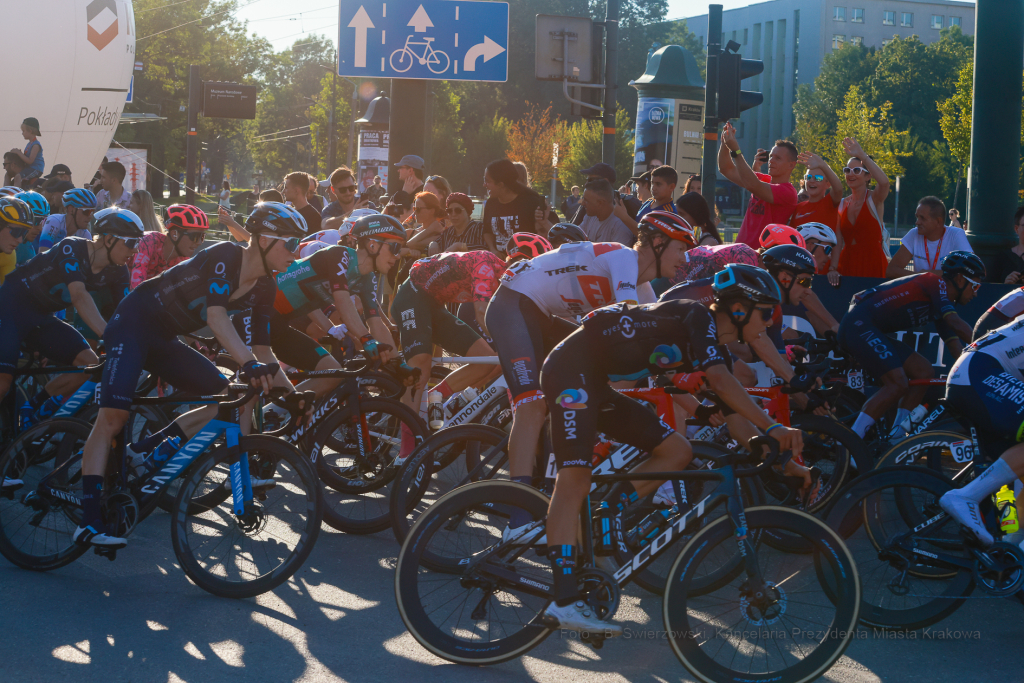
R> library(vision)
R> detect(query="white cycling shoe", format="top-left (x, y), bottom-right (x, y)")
top-left (502, 523), bottom-right (546, 546)
top-left (939, 491), bottom-right (994, 546)
top-left (542, 600), bottom-right (622, 636)
top-left (73, 524), bottom-right (128, 549)
top-left (2, 477), bottom-right (23, 491)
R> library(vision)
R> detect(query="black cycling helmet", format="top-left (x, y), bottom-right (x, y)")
top-left (941, 250), bottom-right (985, 281)
top-left (244, 201), bottom-right (309, 238)
top-left (712, 263), bottom-right (781, 342)
top-left (351, 212), bottom-right (406, 243)
top-left (547, 222), bottom-right (588, 247)
top-left (761, 245), bottom-right (816, 304)
top-left (93, 207), bottom-right (145, 238)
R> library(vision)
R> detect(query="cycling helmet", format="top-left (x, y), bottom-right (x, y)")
top-left (93, 207), bottom-right (145, 238)
top-left (62, 187), bottom-right (98, 210)
top-left (164, 204), bottom-right (209, 231)
top-left (507, 232), bottom-right (552, 261)
top-left (0, 186), bottom-right (23, 197)
top-left (759, 224), bottom-right (806, 249)
top-left (244, 201), bottom-right (309, 238)
top-left (638, 210), bottom-right (697, 247)
top-left (14, 191), bottom-right (50, 226)
top-left (941, 250), bottom-right (986, 281)
top-left (712, 263), bottom-right (781, 341)
top-left (340, 207), bottom-right (381, 237)
top-left (351, 213), bottom-right (406, 243)
top-left (0, 196), bottom-right (34, 229)
top-left (796, 222), bottom-right (837, 246)
top-left (762, 245), bottom-right (816, 276)
top-left (547, 222), bottom-right (588, 247)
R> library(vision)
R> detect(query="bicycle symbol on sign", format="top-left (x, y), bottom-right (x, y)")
top-left (390, 36), bottom-right (450, 74)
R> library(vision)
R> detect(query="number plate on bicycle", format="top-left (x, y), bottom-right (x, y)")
top-left (847, 369), bottom-right (864, 391)
top-left (950, 439), bottom-right (973, 464)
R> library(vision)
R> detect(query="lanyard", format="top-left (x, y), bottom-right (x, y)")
top-left (923, 230), bottom-right (944, 271)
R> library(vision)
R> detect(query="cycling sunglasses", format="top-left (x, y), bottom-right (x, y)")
top-left (108, 235), bottom-right (140, 249)
top-left (757, 306), bottom-right (774, 321)
top-left (371, 239), bottom-right (403, 255)
top-left (963, 275), bottom-right (981, 292)
top-left (263, 234), bottom-right (302, 253)
top-left (842, 166), bottom-right (867, 176)
top-left (795, 275), bottom-right (813, 288)
top-left (810, 243), bottom-right (834, 257)
top-left (184, 231), bottom-right (207, 242)
top-left (5, 227), bottom-right (29, 239)
top-left (803, 173), bottom-right (825, 182)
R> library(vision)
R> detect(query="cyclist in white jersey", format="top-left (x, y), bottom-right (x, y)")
top-left (485, 211), bottom-right (696, 539)
top-left (974, 287), bottom-right (1024, 340)
top-left (940, 316), bottom-right (1024, 547)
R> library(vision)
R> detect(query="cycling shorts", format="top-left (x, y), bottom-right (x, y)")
top-left (541, 332), bottom-right (675, 470)
top-left (946, 352), bottom-right (1024, 460)
top-left (485, 286), bottom-right (578, 411)
top-left (973, 309), bottom-right (1010, 342)
top-left (392, 279), bottom-right (481, 359)
top-left (0, 280), bottom-right (89, 373)
top-left (232, 314), bottom-right (328, 372)
top-left (457, 302), bottom-right (493, 345)
top-left (837, 312), bottom-right (916, 381)
top-left (99, 290), bottom-right (229, 411)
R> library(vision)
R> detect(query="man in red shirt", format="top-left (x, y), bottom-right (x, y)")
top-left (718, 122), bottom-right (799, 249)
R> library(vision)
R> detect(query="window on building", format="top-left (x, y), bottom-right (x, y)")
top-left (950, 16), bottom-right (961, 27)
top-left (834, 6), bottom-right (846, 21)
top-left (851, 8), bottom-right (864, 23)
top-left (901, 12), bottom-right (913, 27)
top-left (883, 11), bottom-right (895, 25)
top-left (832, 34), bottom-right (846, 49)
top-left (882, 38), bottom-right (891, 46)
top-left (743, 28), bottom-right (749, 44)
top-left (851, 36), bottom-right (864, 46)
top-left (931, 15), bottom-right (943, 29)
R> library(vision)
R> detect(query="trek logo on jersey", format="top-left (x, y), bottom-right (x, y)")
top-left (511, 357), bottom-right (532, 385)
top-left (556, 388), bottom-right (588, 409)
top-left (545, 265), bottom-right (588, 276)
top-left (650, 344), bottom-right (684, 368)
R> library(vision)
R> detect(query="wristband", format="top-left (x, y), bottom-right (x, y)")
top-left (765, 423), bottom-right (784, 434)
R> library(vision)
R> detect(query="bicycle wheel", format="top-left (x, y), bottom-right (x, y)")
top-left (315, 398), bottom-right (428, 533)
top-left (390, 424), bottom-right (508, 543)
top-left (389, 48), bottom-right (413, 72)
top-left (664, 506), bottom-right (860, 683)
top-left (170, 435), bottom-right (323, 599)
top-left (824, 467), bottom-right (974, 630)
top-left (875, 431), bottom-right (973, 481)
top-left (426, 48), bottom-right (450, 74)
top-left (0, 418), bottom-right (91, 570)
top-left (395, 480), bottom-right (554, 664)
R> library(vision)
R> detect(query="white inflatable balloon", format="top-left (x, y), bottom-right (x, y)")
top-left (1, 0), bottom-right (135, 184)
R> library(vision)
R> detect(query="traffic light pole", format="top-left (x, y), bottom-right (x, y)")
top-left (601, 0), bottom-right (620, 166)
top-left (700, 5), bottom-right (722, 217)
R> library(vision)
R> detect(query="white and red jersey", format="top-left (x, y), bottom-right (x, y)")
top-left (500, 241), bottom-right (639, 317)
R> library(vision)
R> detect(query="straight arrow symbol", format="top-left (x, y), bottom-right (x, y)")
top-left (348, 6), bottom-right (374, 68)
top-left (407, 5), bottom-right (433, 32)
top-left (463, 36), bottom-right (505, 71)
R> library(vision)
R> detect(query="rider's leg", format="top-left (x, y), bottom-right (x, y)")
top-left (79, 407), bottom-right (131, 541)
top-left (42, 346), bottom-right (100, 398)
top-left (0, 373), bottom-right (11, 405)
top-left (508, 399), bottom-right (547, 480)
top-left (628, 432), bottom-right (694, 498)
top-left (852, 367), bottom-right (908, 437)
top-left (898, 352), bottom-right (934, 419)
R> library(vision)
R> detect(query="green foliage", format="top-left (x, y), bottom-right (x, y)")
top-left (428, 81), bottom-right (468, 191)
top-left (662, 19), bottom-right (707, 79)
top-left (560, 107), bottom-right (635, 191)
top-left (938, 61), bottom-right (1024, 170)
top-left (463, 114), bottom-right (511, 195)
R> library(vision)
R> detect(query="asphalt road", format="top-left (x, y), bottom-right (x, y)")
top-left (1, 512), bottom-right (1019, 683)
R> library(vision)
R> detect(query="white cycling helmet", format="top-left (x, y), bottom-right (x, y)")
top-left (341, 208), bottom-right (380, 236)
top-left (797, 222), bottom-right (837, 246)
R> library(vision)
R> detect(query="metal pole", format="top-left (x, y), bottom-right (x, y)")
top-left (348, 81), bottom-right (358, 168)
top-left (700, 5), bottom-right (723, 219)
top-left (894, 175), bottom-right (900, 236)
top-left (601, 0), bottom-right (620, 166)
top-left (328, 66), bottom-right (337, 171)
top-left (185, 65), bottom-right (200, 205)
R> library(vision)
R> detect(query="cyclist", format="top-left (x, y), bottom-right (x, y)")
top-left (973, 287), bottom-right (1024, 341)
top-left (546, 222), bottom-right (588, 248)
top-left (0, 207), bottom-right (138, 430)
top-left (0, 195), bottom-right (31, 288)
top-left (669, 241), bottom-right (760, 285)
top-left (759, 223), bottom-right (806, 250)
top-left (74, 202), bottom-right (306, 549)
top-left (839, 250), bottom-right (982, 440)
top-left (0, 192), bottom-right (45, 281)
top-left (129, 204), bottom-right (209, 289)
top-left (539, 264), bottom-right (804, 634)
top-left (487, 211), bottom-right (695, 538)
top-left (797, 222), bottom-right (840, 282)
top-left (940, 315), bottom-right (1024, 547)
top-left (761, 244), bottom-right (839, 337)
top-left (38, 188), bottom-right (96, 251)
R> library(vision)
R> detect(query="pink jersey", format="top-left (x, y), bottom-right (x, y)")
top-left (409, 250), bottom-right (506, 303)
top-left (671, 243), bottom-right (760, 285)
top-left (500, 241), bottom-right (639, 317)
top-left (129, 232), bottom-right (188, 290)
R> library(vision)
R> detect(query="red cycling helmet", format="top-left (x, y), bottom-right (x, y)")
top-left (165, 204), bottom-right (210, 231)
top-left (507, 232), bottom-right (552, 261)
top-left (638, 210), bottom-right (697, 247)
top-left (759, 223), bottom-right (806, 249)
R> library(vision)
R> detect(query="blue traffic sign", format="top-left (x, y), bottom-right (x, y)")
top-left (338, 0), bottom-right (508, 82)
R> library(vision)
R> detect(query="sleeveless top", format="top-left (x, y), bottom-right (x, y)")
top-left (837, 192), bottom-right (889, 277)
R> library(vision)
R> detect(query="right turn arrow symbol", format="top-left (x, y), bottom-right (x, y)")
top-left (348, 6), bottom-right (375, 68)
top-left (463, 36), bottom-right (505, 72)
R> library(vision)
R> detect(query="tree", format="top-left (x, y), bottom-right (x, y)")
top-left (463, 114), bottom-right (511, 195)
top-left (793, 43), bottom-right (878, 149)
top-left (939, 61), bottom-right (1024, 169)
top-left (825, 86), bottom-right (912, 181)
top-left (506, 105), bottom-right (567, 191)
top-left (560, 107), bottom-right (635, 191)
top-left (428, 81), bottom-right (468, 191)
top-left (662, 18), bottom-right (707, 79)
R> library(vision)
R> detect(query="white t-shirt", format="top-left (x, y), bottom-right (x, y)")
top-left (901, 225), bottom-right (972, 272)
top-left (96, 188), bottom-right (132, 210)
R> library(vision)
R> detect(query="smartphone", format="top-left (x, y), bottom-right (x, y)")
top-left (756, 150), bottom-right (769, 163)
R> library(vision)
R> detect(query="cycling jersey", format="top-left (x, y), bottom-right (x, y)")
top-left (273, 245), bottom-right (379, 322)
top-left (409, 250), bottom-right (505, 304)
top-left (950, 317), bottom-right (1024, 386)
top-left (129, 231), bottom-right (188, 289)
top-left (8, 236), bottom-right (129, 314)
top-left (302, 229), bottom-right (342, 246)
top-left (848, 272), bottom-right (957, 337)
top-left (974, 287), bottom-right (1024, 340)
top-left (298, 241), bottom-right (329, 258)
top-left (500, 242), bottom-right (639, 317)
top-left (671, 243), bottom-right (759, 284)
top-left (38, 214), bottom-right (91, 251)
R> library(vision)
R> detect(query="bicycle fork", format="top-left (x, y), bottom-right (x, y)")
top-left (226, 424), bottom-right (254, 517)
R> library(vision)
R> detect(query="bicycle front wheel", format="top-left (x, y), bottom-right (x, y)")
top-left (170, 435), bottom-right (323, 599)
top-left (664, 506), bottom-right (860, 683)
top-left (389, 48), bottom-right (413, 72)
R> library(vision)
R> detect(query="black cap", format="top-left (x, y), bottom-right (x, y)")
top-left (45, 163), bottom-right (72, 178)
top-left (579, 162), bottom-right (616, 184)
top-left (629, 170), bottom-right (652, 184)
top-left (42, 179), bottom-right (75, 194)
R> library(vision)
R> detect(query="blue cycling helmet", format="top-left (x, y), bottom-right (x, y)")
top-left (14, 191), bottom-right (50, 226)
top-left (63, 187), bottom-right (98, 210)
top-left (244, 201), bottom-right (308, 238)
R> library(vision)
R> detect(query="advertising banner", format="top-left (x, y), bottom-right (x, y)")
top-left (357, 128), bottom-right (389, 195)
top-left (105, 144), bottom-right (148, 194)
top-left (633, 97), bottom-right (703, 181)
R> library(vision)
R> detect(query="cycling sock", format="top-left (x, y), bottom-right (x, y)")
top-left (80, 475), bottom-right (104, 528)
top-left (508, 476), bottom-right (534, 528)
top-left (132, 422), bottom-right (187, 454)
top-left (851, 412), bottom-right (875, 438)
top-left (28, 389), bottom-right (50, 411)
top-left (399, 423), bottom-right (416, 459)
top-left (888, 408), bottom-right (910, 437)
top-left (955, 458), bottom-right (1017, 503)
top-left (547, 544), bottom-right (580, 606)
top-left (435, 380), bottom-right (455, 401)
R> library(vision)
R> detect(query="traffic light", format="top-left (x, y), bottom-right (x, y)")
top-left (717, 44), bottom-right (763, 121)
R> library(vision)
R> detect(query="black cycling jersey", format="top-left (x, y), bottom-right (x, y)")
top-left (134, 241), bottom-right (276, 342)
top-left (579, 299), bottom-right (730, 382)
top-left (10, 236), bottom-right (130, 314)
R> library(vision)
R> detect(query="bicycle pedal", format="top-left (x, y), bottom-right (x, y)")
top-left (93, 547), bottom-right (119, 561)
top-left (582, 633), bottom-right (605, 649)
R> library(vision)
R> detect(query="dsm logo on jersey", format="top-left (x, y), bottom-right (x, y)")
top-left (650, 344), bottom-right (684, 368)
top-left (556, 388), bottom-right (588, 409)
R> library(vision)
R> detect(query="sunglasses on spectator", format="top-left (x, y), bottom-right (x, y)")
top-left (447, 206), bottom-right (466, 216)
top-left (804, 173), bottom-right (825, 182)
top-left (426, 175), bottom-right (442, 183)
top-left (842, 167), bottom-right (867, 176)
top-left (333, 184), bottom-right (357, 194)
top-left (371, 239), bottom-right (403, 255)
top-left (262, 234), bottom-right (302, 253)
top-left (414, 204), bottom-right (433, 212)
top-left (963, 275), bottom-right (981, 292)
top-left (5, 227), bottom-right (29, 239)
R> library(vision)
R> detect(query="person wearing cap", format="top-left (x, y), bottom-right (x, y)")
top-left (630, 171), bottom-right (653, 202)
top-left (569, 161), bottom-right (640, 233)
top-left (364, 175), bottom-right (386, 205)
top-left (45, 163), bottom-right (72, 184)
top-left (392, 154), bottom-right (425, 206)
top-left (10, 117), bottom-right (44, 185)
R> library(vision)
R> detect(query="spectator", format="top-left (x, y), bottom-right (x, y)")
top-left (992, 206), bottom-right (1024, 283)
top-left (306, 175), bottom-right (325, 213)
top-left (948, 208), bottom-right (962, 229)
top-left (322, 166), bottom-right (366, 224)
top-left (675, 191), bottom-right (722, 246)
top-left (128, 189), bottom-right (163, 232)
top-left (219, 181), bottom-right (231, 210)
top-left (10, 117), bottom-right (44, 185)
top-left (260, 188), bottom-right (284, 203)
top-left (482, 158), bottom-right (547, 254)
top-left (887, 196), bottom-right (972, 277)
top-left (836, 138), bottom-right (891, 277)
top-left (40, 179), bottom-right (74, 214)
top-left (364, 175), bottom-right (386, 205)
top-left (578, 178), bottom-right (633, 246)
top-left (424, 175), bottom-right (452, 206)
top-left (683, 173), bottom-right (701, 195)
top-left (283, 171), bottom-right (321, 232)
top-left (96, 161), bottom-right (131, 209)
top-left (44, 163), bottom-right (72, 184)
top-left (436, 193), bottom-right (495, 253)
top-left (512, 161), bottom-right (531, 187)
top-left (791, 150), bottom-right (844, 274)
top-left (560, 185), bottom-right (582, 219)
top-left (570, 162), bottom-right (640, 233)
top-left (3, 152), bottom-right (26, 188)
top-left (392, 154), bottom-right (425, 207)
top-left (406, 191), bottom-right (447, 253)
top-left (631, 171), bottom-right (653, 202)
top-left (245, 184), bottom-right (260, 213)
top-left (717, 122), bottom-right (799, 249)
top-left (88, 157), bottom-right (107, 194)
top-left (637, 165), bottom-right (679, 219)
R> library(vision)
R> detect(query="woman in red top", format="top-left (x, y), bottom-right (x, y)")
top-left (836, 138), bottom-right (890, 278)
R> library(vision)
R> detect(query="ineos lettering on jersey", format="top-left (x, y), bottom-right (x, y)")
top-left (545, 265), bottom-right (588, 276)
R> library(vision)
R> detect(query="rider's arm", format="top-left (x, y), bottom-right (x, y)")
top-left (705, 363), bottom-right (803, 456)
top-left (253, 343), bottom-right (294, 392)
top-left (745, 332), bottom-right (795, 382)
top-left (801, 291), bottom-right (839, 333)
top-left (942, 312), bottom-right (973, 346)
top-left (69, 281), bottom-right (107, 338)
top-left (603, 246), bottom-right (640, 304)
top-left (206, 305), bottom-right (258, 366)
